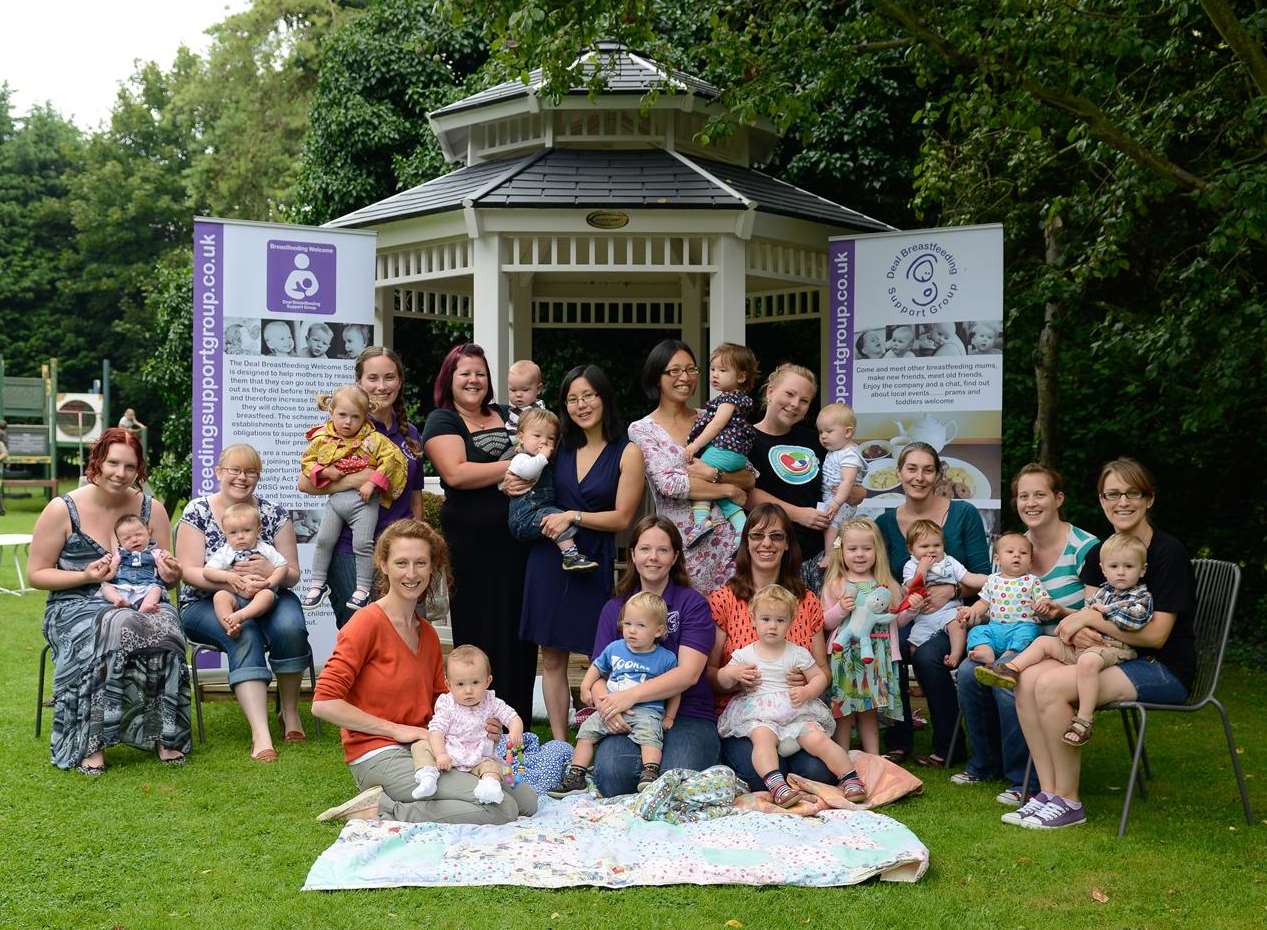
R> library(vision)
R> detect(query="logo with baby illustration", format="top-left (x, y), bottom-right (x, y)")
top-left (885, 241), bottom-right (960, 318)
top-left (767, 445), bottom-right (819, 485)
top-left (266, 239), bottom-right (337, 315)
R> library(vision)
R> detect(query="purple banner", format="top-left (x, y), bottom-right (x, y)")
top-left (192, 221), bottom-right (224, 497)
top-left (828, 238), bottom-right (857, 403)
top-left (266, 239), bottom-right (337, 314)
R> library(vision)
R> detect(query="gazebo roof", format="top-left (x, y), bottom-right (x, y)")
top-left (430, 43), bottom-right (722, 118)
top-left (326, 148), bottom-right (889, 231)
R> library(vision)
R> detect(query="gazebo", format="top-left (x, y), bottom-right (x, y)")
top-left (326, 42), bottom-right (892, 395)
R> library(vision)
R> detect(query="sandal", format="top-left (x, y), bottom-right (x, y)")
top-left (251, 748), bottom-right (279, 763)
top-left (914, 753), bottom-right (946, 769)
top-left (881, 749), bottom-right (910, 765)
top-left (1063, 716), bottom-right (1094, 747)
top-left (76, 762), bottom-right (106, 777)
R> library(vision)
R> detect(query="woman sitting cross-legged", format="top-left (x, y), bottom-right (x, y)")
top-left (313, 519), bottom-right (537, 824)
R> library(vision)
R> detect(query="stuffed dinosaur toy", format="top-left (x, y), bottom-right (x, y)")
top-left (831, 584), bottom-right (894, 665)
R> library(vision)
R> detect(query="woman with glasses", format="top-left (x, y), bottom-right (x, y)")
top-left (176, 443), bottom-right (310, 762)
top-left (519, 365), bottom-right (645, 741)
top-left (1009, 458), bottom-right (1195, 829)
top-left (628, 339), bottom-right (755, 593)
top-left (706, 503), bottom-right (834, 790)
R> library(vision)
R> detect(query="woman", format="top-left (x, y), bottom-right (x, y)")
top-left (706, 503), bottom-right (832, 790)
top-left (29, 429), bottom-right (189, 772)
top-left (588, 516), bottom-right (721, 796)
top-left (954, 463), bottom-right (1098, 804)
top-left (875, 441), bottom-right (990, 767)
top-left (628, 339), bottom-right (754, 593)
top-left (423, 343), bottom-right (534, 723)
top-left (313, 519), bottom-right (537, 824)
top-left (177, 443), bottom-right (310, 762)
top-left (1011, 458), bottom-right (1194, 829)
top-left (520, 365), bottom-right (644, 741)
top-left (297, 346), bottom-right (428, 628)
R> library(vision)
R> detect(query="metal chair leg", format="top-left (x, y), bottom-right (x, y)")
top-left (1211, 698), bottom-right (1254, 825)
top-left (1120, 706), bottom-right (1153, 780)
top-left (308, 657), bottom-right (322, 737)
top-left (1118, 707), bottom-right (1148, 798)
top-left (35, 643), bottom-right (51, 738)
top-left (945, 708), bottom-right (963, 777)
top-left (190, 650), bottom-right (206, 745)
top-left (1117, 707), bottom-right (1149, 838)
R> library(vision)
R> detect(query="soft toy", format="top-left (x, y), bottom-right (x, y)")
top-left (894, 566), bottom-right (928, 615)
top-left (831, 584), bottom-right (894, 665)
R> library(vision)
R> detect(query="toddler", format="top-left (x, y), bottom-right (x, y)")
top-left (967, 321), bottom-right (1001, 355)
top-left (552, 592), bottom-right (680, 796)
top-left (411, 645), bottom-right (524, 804)
top-left (684, 343), bottom-right (758, 549)
top-left (299, 384), bottom-right (408, 610)
top-left (262, 320), bottom-right (295, 356)
top-left (815, 402), bottom-right (867, 567)
top-left (976, 533), bottom-right (1153, 748)
top-left (504, 408), bottom-right (598, 572)
top-left (885, 325), bottom-right (916, 358)
top-left (99, 514), bottom-right (167, 614)
top-left (202, 502), bottom-right (290, 635)
top-left (301, 322), bottom-right (334, 358)
top-left (505, 359), bottom-right (548, 436)
top-left (900, 520), bottom-right (987, 669)
top-left (856, 329), bottom-right (886, 360)
top-left (717, 584), bottom-right (866, 806)
top-left (956, 533), bottom-right (1050, 665)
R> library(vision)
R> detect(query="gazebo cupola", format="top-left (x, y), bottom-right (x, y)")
top-left (327, 41), bottom-right (891, 394)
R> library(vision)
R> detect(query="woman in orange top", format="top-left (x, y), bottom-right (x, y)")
top-left (312, 519), bottom-right (537, 824)
top-left (707, 503), bottom-right (833, 791)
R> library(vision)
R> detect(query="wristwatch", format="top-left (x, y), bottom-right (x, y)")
top-left (711, 467), bottom-right (722, 484)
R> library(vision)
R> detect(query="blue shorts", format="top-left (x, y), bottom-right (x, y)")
top-left (966, 622), bottom-right (1040, 655)
top-left (1118, 656), bottom-right (1188, 705)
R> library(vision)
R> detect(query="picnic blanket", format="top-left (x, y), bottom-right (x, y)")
top-left (302, 791), bottom-right (928, 890)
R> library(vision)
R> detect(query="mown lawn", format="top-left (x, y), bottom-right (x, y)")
top-left (1, 490), bottom-right (1265, 930)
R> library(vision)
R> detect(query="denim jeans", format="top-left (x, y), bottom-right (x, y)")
top-left (592, 714), bottom-right (720, 797)
top-left (327, 549), bottom-right (359, 629)
top-left (719, 737), bottom-right (833, 792)
top-left (957, 652), bottom-right (1029, 790)
top-left (181, 590), bottom-right (311, 685)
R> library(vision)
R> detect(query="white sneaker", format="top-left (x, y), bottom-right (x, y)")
top-left (473, 774), bottom-right (505, 805)
top-left (995, 788), bottom-right (1024, 807)
top-left (411, 766), bottom-right (439, 800)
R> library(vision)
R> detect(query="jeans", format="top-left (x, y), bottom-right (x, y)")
top-left (885, 627), bottom-right (963, 762)
top-left (592, 714), bottom-right (720, 797)
top-left (957, 653), bottom-right (1029, 790)
top-left (577, 705), bottom-right (664, 749)
top-left (719, 737), bottom-right (833, 792)
top-left (181, 590), bottom-right (312, 686)
top-left (328, 550), bottom-right (359, 629)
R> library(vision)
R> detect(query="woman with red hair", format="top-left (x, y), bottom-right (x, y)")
top-left (28, 429), bottom-right (191, 773)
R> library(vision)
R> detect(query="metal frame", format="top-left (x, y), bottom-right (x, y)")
top-left (189, 644), bottom-right (321, 745)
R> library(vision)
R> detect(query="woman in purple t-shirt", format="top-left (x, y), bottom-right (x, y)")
top-left (588, 515), bottom-right (720, 796)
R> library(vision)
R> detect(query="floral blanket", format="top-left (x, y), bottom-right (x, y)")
top-left (302, 794), bottom-right (928, 890)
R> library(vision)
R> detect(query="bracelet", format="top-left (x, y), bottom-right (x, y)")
top-left (572, 510), bottom-right (582, 526)
top-left (711, 467), bottom-right (722, 484)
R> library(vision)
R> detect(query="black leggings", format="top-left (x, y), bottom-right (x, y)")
top-left (884, 628), bottom-right (963, 761)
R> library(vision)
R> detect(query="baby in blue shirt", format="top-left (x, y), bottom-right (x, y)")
top-left (99, 514), bottom-right (166, 614)
top-left (551, 591), bottom-right (679, 796)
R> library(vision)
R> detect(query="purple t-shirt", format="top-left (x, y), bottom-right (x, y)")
top-left (336, 414), bottom-right (424, 554)
top-left (592, 581), bottom-right (716, 722)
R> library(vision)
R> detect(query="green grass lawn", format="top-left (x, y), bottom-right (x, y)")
top-left (1, 492), bottom-right (1265, 930)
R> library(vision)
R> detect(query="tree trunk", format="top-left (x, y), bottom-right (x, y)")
top-left (1034, 215), bottom-right (1062, 466)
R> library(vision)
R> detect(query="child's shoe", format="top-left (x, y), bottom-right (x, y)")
top-left (840, 773), bottom-right (867, 803)
top-left (345, 589), bottom-right (372, 610)
top-left (683, 520), bottom-right (715, 549)
top-left (473, 774), bottom-right (505, 805)
top-left (548, 764), bottom-right (590, 798)
top-left (974, 661), bottom-right (1019, 690)
top-left (636, 762), bottom-right (662, 792)
top-left (300, 585), bottom-right (329, 609)
top-left (411, 766), bottom-right (439, 800)
top-left (560, 549), bottom-right (598, 573)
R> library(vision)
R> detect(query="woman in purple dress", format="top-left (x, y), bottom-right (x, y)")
top-left (519, 365), bottom-right (645, 741)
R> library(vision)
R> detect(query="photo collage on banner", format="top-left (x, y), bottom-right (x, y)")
top-left (827, 225), bottom-right (1004, 539)
top-left (193, 218), bottom-right (377, 666)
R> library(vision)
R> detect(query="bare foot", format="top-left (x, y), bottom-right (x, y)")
top-left (944, 650), bottom-right (964, 669)
top-left (967, 646), bottom-right (994, 665)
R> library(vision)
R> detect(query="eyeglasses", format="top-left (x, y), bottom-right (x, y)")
top-left (221, 466), bottom-right (261, 479)
top-left (749, 531), bottom-right (788, 543)
top-left (565, 391), bottom-right (600, 408)
top-left (1100, 489), bottom-right (1144, 502)
top-left (662, 366), bottom-right (700, 379)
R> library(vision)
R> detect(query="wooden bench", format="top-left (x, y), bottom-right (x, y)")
top-left (0, 477), bottom-right (59, 502)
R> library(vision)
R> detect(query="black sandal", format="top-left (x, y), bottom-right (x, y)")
top-left (76, 762), bottom-right (105, 777)
top-left (882, 749), bottom-right (910, 765)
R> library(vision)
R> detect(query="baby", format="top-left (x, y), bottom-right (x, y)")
top-left (552, 592), bottom-right (680, 796)
top-left (957, 533), bottom-right (1050, 665)
top-left (976, 533), bottom-right (1153, 747)
top-left (504, 407), bottom-right (597, 572)
top-left (223, 323), bottom-right (249, 355)
top-left (815, 402), bottom-right (867, 567)
top-left (856, 329), bottom-right (886, 360)
top-left (914, 322), bottom-right (966, 356)
top-left (967, 321), bottom-right (1002, 354)
top-left (262, 320), bottom-right (295, 356)
top-left (900, 520), bottom-right (987, 668)
top-left (301, 322), bottom-right (334, 358)
top-left (885, 325), bottom-right (917, 358)
top-left (99, 514), bottom-right (167, 614)
top-left (684, 343), bottom-right (758, 549)
top-left (202, 502), bottom-right (290, 637)
top-left (505, 359), bottom-right (548, 437)
top-left (411, 645), bottom-right (524, 804)
top-left (339, 324), bottom-right (370, 359)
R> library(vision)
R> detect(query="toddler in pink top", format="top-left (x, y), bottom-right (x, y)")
top-left (411, 644), bottom-right (524, 804)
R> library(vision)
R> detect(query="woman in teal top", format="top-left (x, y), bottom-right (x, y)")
top-left (874, 442), bottom-right (989, 766)
top-left (954, 463), bottom-right (1097, 805)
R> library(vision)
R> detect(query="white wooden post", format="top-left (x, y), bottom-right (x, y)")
top-left (708, 234), bottom-right (747, 394)
top-left (679, 273), bottom-right (705, 406)
top-left (472, 234), bottom-right (510, 399)
top-left (510, 272), bottom-right (533, 370)
top-left (374, 286), bottom-right (391, 349)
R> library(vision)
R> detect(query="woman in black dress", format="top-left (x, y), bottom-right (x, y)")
top-left (422, 344), bottom-right (535, 723)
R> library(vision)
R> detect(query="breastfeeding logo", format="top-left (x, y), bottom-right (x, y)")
top-left (266, 239), bottom-right (337, 315)
top-left (885, 240), bottom-right (960, 318)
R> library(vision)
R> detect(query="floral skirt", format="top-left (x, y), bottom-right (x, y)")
top-left (830, 629), bottom-right (903, 722)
